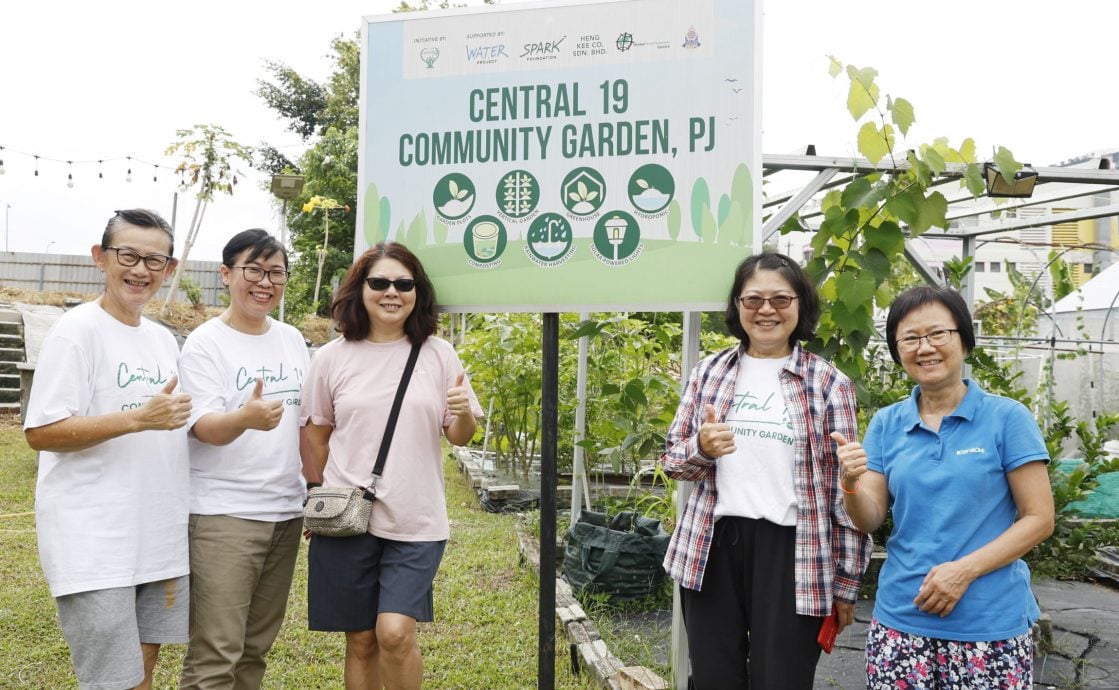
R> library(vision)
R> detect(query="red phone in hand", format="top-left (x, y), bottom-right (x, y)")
top-left (818, 610), bottom-right (839, 654)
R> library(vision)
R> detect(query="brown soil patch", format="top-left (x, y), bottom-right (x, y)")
top-left (0, 286), bottom-right (335, 343)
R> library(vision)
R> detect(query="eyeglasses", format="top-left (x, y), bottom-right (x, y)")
top-left (736, 295), bottom-right (798, 310)
top-left (232, 265), bottom-right (290, 285)
top-left (366, 277), bottom-right (416, 292)
top-left (106, 246), bottom-right (173, 271)
top-left (895, 329), bottom-right (958, 352)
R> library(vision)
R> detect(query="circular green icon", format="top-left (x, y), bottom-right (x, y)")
top-left (433, 173), bottom-right (476, 220)
top-left (593, 211), bottom-right (640, 261)
top-left (496, 169), bottom-right (539, 218)
top-left (628, 164), bottom-right (675, 213)
top-left (561, 167), bottom-right (606, 216)
top-left (464, 215), bottom-right (506, 263)
top-left (526, 213), bottom-right (573, 263)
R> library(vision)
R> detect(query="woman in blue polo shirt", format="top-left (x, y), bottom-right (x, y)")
top-left (833, 285), bottom-right (1054, 689)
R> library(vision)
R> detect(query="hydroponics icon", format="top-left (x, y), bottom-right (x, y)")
top-left (464, 216), bottom-right (506, 263)
top-left (526, 213), bottom-right (572, 263)
top-left (498, 170), bottom-right (539, 218)
top-left (562, 167), bottom-right (606, 216)
top-left (593, 211), bottom-right (640, 262)
top-left (628, 164), bottom-right (675, 213)
top-left (433, 173), bottom-right (475, 220)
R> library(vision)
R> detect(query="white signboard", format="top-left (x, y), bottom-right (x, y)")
top-left (358, 0), bottom-right (761, 312)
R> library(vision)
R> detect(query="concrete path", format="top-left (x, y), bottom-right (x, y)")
top-left (814, 579), bottom-right (1119, 689)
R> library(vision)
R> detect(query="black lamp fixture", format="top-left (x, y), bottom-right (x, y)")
top-left (983, 161), bottom-right (1038, 198)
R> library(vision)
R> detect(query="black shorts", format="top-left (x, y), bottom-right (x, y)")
top-left (307, 532), bottom-right (446, 631)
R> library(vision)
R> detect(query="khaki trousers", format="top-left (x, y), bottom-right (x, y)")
top-left (180, 514), bottom-right (302, 690)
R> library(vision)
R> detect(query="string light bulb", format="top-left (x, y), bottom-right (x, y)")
top-left (67, 161), bottom-right (74, 188)
top-left (152, 164), bottom-right (158, 183)
top-left (34, 155), bottom-right (40, 177)
top-left (0, 145), bottom-right (5, 175)
top-left (126, 156), bottom-right (132, 183)
top-left (98, 160), bottom-right (103, 179)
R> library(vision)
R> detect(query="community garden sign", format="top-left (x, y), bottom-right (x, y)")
top-left (357, 0), bottom-right (761, 312)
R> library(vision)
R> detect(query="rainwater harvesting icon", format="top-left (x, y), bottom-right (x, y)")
top-left (527, 213), bottom-right (572, 263)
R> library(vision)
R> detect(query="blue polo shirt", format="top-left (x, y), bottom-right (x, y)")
top-left (864, 379), bottom-right (1048, 641)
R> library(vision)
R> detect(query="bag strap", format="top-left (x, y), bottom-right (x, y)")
top-left (370, 341), bottom-right (422, 485)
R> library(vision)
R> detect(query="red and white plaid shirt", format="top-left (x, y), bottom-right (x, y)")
top-left (660, 343), bottom-right (871, 616)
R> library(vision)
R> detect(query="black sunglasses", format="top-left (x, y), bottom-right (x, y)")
top-left (365, 277), bottom-right (416, 292)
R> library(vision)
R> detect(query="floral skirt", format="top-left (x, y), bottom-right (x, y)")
top-left (866, 618), bottom-right (1032, 689)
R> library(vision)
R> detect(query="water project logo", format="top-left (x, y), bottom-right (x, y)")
top-left (615, 32), bottom-right (634, 52)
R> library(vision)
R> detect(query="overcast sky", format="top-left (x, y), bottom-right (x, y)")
top-left (1, 0), bottom-right (1116, 260)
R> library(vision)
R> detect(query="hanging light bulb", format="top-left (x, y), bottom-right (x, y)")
top-left (98, 159), bottom-right (103, 179)
top-left (67, 161), bottom-right (74, 188)
top-left (126, 156), bottom-right (132, 183)
top-left (34, 155), bottom-right (40, 177)
top-left (0, 145), bottom-right (6, 175)
top-left (152, 164), bottom-right (158, 183)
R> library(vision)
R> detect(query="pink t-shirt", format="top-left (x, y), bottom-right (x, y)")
top-left (300, 335), bottom-right (481, 541)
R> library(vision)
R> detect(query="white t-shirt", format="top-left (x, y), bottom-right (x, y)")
top-left (300, 336), bottom-right (482, 541)
top-left (714, 354), bottom-right (798, 526)
top-left (179, 317), bottom-right (310, 520)
top-left (24, 302), bottom-right (190, 597)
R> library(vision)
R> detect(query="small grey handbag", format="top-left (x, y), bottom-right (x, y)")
top-left (302, 342), bottom-right (421, 537)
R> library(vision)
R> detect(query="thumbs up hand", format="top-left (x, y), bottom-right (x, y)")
top-left (830, 431), bottom-right (866, 493)
top-left (699, 403), bottom-right (736, 458)
top-left (240, 378), bottom-right (284, 431)
top-left (135, 375), bottom-right (192, 431)
top-left (447, 370), bottom-right (472, 419)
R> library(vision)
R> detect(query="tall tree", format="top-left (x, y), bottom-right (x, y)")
top-left (255, 36), bottom-right (359, 318)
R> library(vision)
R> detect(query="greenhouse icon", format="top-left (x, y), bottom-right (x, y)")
top-left (562, 168), bottom-right (606, 216)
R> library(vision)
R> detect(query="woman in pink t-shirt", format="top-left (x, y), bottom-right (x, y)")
top-left (300, 242), bottom-right (482, 689)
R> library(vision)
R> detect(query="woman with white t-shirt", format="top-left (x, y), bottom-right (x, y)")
top-left (24, 208), bottom-right (192, 690)
top-left (177, 228), bottom-right (310, 689)
top-left (659, 252), bottom-right (871, 689)
top-left (300, 241), bottom-right (482, 690)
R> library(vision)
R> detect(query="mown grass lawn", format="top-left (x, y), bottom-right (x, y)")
top-left (0, 422), bottom-right (596, 689)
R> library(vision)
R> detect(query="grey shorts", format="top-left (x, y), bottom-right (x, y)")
top-left (56, 575), bottom-right (189, 690)
top-left (307, 532), bottom-right (446, 631)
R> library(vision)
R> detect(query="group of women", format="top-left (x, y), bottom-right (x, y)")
top-left (26, 209), bottom-right (479, 690)
top-left (27, 207), bottom-right (1054, 690)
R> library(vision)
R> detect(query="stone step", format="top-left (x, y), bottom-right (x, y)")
top-left (0, 321), bottom-right (21, 336)
top-left (0, 348), bottom-right (24, 363)
top-left (0, 402), bottom-right (20, 416)
top-left (0, 388), bottom-right (19, 404)
top-left (0, 373), bottom-right (19, 388)
top-left (0, 361), bottom-right (18, 375)
top-left (0, 332), bottom-right (23, 346)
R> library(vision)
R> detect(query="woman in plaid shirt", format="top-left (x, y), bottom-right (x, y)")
top-left (661, 252), bottom-right (871, 689)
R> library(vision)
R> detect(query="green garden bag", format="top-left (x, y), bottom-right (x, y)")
top-left (562, 509), bottom-right (669, 602)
